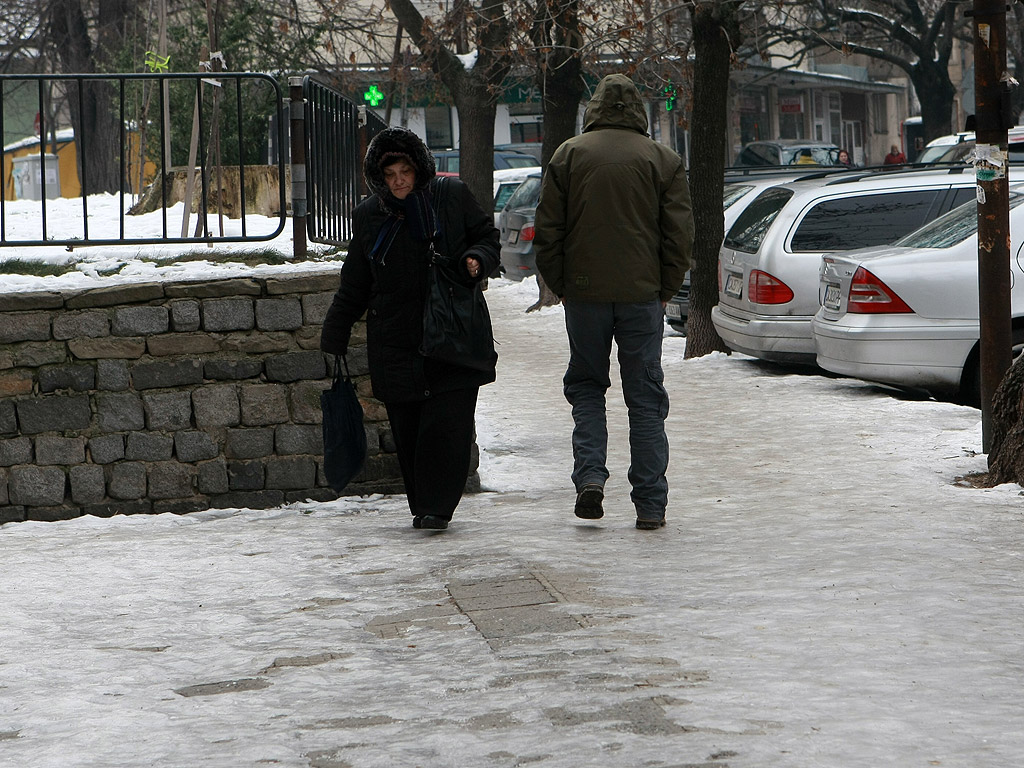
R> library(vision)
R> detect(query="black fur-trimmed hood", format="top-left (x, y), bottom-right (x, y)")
top-left (363, 127), bottom-right (436, 200)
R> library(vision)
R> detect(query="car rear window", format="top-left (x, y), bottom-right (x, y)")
top-left (723, 187), bottom-right (795, 253)
top-left (506, 177), bottom-right (541, 209)
top-left (897, 192), bottom-right (1024, 248)
top-left (723, 184), bottom-right (753, 210)
top-left (494, 183), bottom-right (520, 212)
top-left (789, 190), bottom-right (943, 251)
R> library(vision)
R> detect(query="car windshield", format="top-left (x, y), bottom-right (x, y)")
top-left (934, 142), bottom-right (974, 163)
top-left (780, 146), bottom-right (837, 166)
top-left (723, 186), bottom-right (794, 253)
top-left (917, 144), bottom-right (957, 164)
top-left (723, 184), bottom-right (753, 210)
top-left (896, 192), bottom-right (1024, 248)
top-left (504, 155), bottom-right (540, 168)
top-left (506, 177), bottom-right (542, 209)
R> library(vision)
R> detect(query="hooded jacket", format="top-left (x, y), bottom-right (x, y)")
top-left (533, 74), bottom-right (694, 302)
top-left (320, 127), bottom-right (500, 403)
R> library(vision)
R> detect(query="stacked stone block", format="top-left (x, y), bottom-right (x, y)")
top-left (0, 271), bottom-right (405, 524)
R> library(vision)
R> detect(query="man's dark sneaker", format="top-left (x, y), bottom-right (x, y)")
top-left (412, 516), bottom-right (422, 529)
top-left (635, 517), bottom-right (666, 530)
top-left (574, 484), bottom-right (604, 519)
top-left (419, 515), bottom-right (449, 530)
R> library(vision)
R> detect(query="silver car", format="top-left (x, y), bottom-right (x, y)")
top-left (498, 172), bottom-right (541, 281)
top-left (711, 168), bottom-right (982, 364)
top-left (813, 191), bottom-right (1024, 405)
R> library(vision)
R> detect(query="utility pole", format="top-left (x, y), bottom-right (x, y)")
top-left (971, 0), bottom-right (1012, 450)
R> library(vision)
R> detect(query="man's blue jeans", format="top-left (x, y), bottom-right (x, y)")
top-left (562, 299), bottom-right (670, 519)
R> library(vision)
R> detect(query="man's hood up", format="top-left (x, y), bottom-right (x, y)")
top-left (582, 74), bottom-right (648, 135)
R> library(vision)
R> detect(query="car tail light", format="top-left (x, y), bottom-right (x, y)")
top-left (748, 270), bottom-right (794, 304)
top-left (520, 225), bottom-right (535, 242)
top-left (847, 266), bottom-right (913, 313)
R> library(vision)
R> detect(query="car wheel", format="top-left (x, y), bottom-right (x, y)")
top-left (958, 326), bottom-right (1024, 408)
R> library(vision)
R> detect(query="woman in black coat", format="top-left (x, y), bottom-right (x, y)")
top-left (320, 127), bottom-right (500, 530)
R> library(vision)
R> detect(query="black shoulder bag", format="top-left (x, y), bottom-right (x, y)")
top-left (419, 178), bottom-right (498, 372)
top-left (320, 355), bottom-right (367, 493)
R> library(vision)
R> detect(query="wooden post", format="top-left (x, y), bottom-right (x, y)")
top-left (972, 0), bottom-right (1012, 450)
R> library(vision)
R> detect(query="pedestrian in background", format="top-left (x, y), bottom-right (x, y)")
top-left (884, 144), bottom-right (907, 165)
top-left (320, 127), bottom-right (499, 531)
top-left (533, 73), bottom-right (694, 530)
top-left (838, 148), bottom-right (853, 167)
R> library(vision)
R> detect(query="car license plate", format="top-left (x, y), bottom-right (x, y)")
top-left (664, 303), bottom-right (681, 319)
top-left (724, 271), bottom-right (743, 299)
top-left (823, 282), bottom-right (842, 310)
top-left (508, 230), bottom-right (519, 245)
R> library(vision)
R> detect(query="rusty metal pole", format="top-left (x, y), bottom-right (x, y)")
top-left (972, 0), bottom-right (1011, 451)
top-left (358, 105), bottom-right (370, 199)
top-left (288, 76), bottom-right (307, 259)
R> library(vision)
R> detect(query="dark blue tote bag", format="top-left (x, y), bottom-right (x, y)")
top-left (320, 355), bottom-right (367, 493)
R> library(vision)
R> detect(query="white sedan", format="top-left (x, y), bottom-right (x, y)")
top-left (812, 192), bottom-right (1024, 405)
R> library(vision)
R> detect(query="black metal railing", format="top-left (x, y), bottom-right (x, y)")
top-left (302, 76), bottom-right (388, 246)
top-left (0, 72), bottom-right (287, 248)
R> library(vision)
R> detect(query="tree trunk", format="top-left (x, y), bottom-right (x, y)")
top-left (984, 356), bottom-right (1024, 485)
top-left (48, 0), bottom-right (128, 195)
top-left (388, 0), bottom-right (509, 213)
top-left (451, 77), bottom-right (498, 215)
top-left (536, 0), bottom-right (584, 168)
top-left (526, 275), bottom-right (560, 312)
top-left (911, 60), bottom-right (958, 143)
top-left (528, 0), bottom-right (584, 311)
top-left (684, 1), bottom-right (736, 358)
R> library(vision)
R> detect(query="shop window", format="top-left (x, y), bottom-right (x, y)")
top-left (511, 121), bottom-right (542, 143)
top-left (778, 91), bottom-right (804, 139)
top-left (739, 90), bottom-right (768, 145)
top-left (872, 94), bottom-right (889, 134)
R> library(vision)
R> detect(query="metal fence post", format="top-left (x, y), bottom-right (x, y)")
top-left (289, 76), bottom-right (307, 259)
top-left (358, 105), bottom-right (370, 199)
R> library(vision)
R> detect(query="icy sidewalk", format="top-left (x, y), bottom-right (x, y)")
top-left (2, 279), bottom-right (1023, 768)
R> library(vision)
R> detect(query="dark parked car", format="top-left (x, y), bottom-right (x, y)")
top-left (433, 149), bottom-right (538, 174)
top-left (495, 142), bottom-right (543, 164)
top-left (498, 172), bottom-right (542, 281)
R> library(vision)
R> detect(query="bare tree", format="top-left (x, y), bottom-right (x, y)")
top-left (387, 0), bottom-right (512, 211)
top-left (684, 0), bottom-right (739, 357)
top-left (43, 0), bottom-right (141, 193)
top-left (756, 0), bottom-right (969, 143)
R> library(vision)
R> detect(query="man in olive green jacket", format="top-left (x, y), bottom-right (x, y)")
top-left (534, 73), bottom-right (694, 530)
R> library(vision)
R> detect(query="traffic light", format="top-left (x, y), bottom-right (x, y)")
top-left (663, 83), bottom-right (676, 112)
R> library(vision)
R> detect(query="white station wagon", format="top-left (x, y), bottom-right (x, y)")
top-left (711, 167), bottom-right (985, 364)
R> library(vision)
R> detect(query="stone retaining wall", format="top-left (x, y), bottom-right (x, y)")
top-left (0, 269), bottom-right (411, 524)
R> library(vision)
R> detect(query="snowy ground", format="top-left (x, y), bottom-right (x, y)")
top-left (2, 198), bottom-right (1024, 767)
